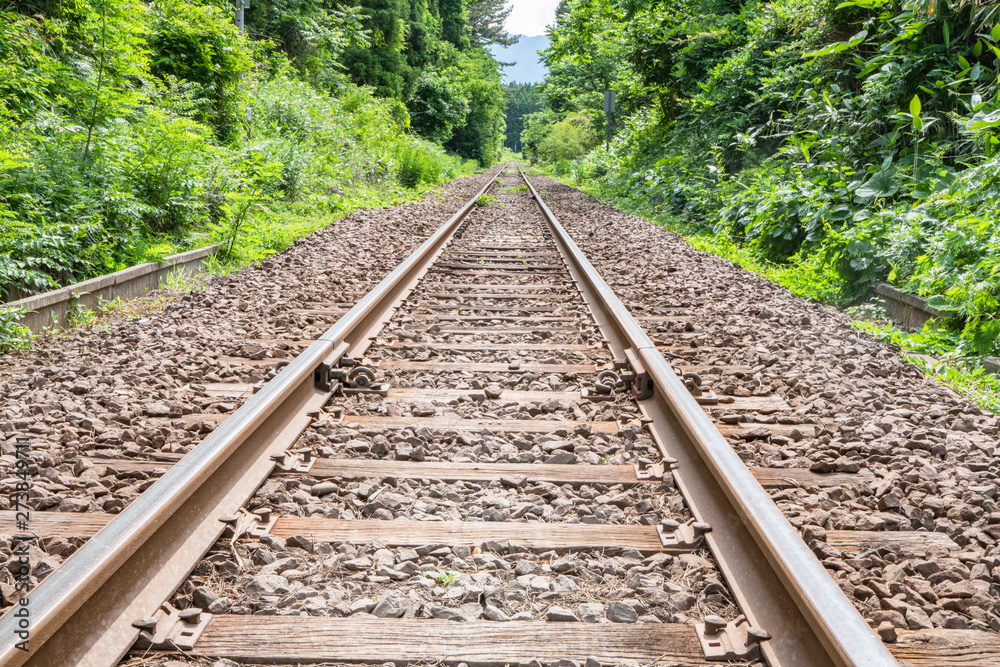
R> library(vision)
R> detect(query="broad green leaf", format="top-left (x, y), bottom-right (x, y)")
top-left (910, 94), bottom-right (921, 118)
top-left (826, 205), bottom-right (852, 220)
top-left (943, 22), bottom-right (950, 49)
top-left (856, 169), bottom-right (899, 198)
top-left (992, 24), bottom-right (1000, 41)
top-left (913, 115), bottom-right (924, 131)
top-left (801, 145), bottom-right (810, 163)
top-left (654, 158), bottom-right (669, 167)
top-left (959, 55), bottom-right (971, 70)
top-left (975, 40), bottom-right (983, 57)
top-left (926, 296), bottom-right (961, 311)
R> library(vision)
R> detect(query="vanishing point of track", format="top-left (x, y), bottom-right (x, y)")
top-left (0, 164), bottom-right (896, 667)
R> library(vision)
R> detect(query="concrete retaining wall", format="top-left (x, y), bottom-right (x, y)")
top-left (874, 282), bottom-right (943, 330)
top-left (2, 244), bottom-right (219, 334)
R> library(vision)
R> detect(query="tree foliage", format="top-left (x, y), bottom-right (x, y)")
top-left (537, 0), bottom-right (1000, 354)
top-left (0, 0), bottom-right (500, 303)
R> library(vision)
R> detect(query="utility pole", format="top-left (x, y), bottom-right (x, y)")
top-left (234, 0), bottom-right (246, 35)
top-left (603, 90), bottom-right (615, 150)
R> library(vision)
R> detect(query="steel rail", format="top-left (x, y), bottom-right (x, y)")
top-left (0, 165), bottom-right (505, 667)
top-left (516, 164), bottom-right (895, 667)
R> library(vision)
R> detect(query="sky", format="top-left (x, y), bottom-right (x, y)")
top-left (505, 0), bottom-right (560, 36)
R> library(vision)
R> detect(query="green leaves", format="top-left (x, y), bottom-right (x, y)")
top-left (804, 30), bottom-right (868, 58)
top-left (910, 94), bottom-right (922, 131)
top-left (856, 165), bottom-right (899, 200)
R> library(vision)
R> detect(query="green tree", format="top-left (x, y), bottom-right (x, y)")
top-left (341, 0), bottom-right (414, 98)
top-left (149, 0), bottom-right (251, 140)
top-left (502, 82), bottom-right (542, 149)
top-left (439, 0), bottom-right (468, 48)
top-left (468, 0), bottom-right (518, 47)
top-left (409, 69), bottom-right (469, 141)
top-left (445, 51), bottom-right (504, 163)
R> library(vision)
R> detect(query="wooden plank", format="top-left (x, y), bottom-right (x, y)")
top-left (219, 357), bottom-right (289, 367)
top-left (826, 530), bottom-right (960, 553)
top-left (637, 315), bottom-right (693, 323)
top-left (310, 459), bottom-right (639, 484)
top-left (270, 518), bottom-right (671, 551)
top-left (189, 617), bottom-right (711, 666)
top-left (291, 308), bottom-right (348, 316)
top-left (79, 457), bottom-right (643, 485)
top-left (413, 305), bottom-right (565, 312)
top-left (751, 468), bottom-right (875, 489)
top-left (423, 326), bottom-right (583, 335)
top-left (447, 251), bottom-right (556, 257)
top-left (388, 342), bottom-right (592, 351)
top-left (423, 292), bottom-right (575, 300)
top-left (386, 388), bottom-right (583, 402)
top-left (412, 314), bottom-right (578, 323)
top-left (889, 628), bottom-right (1000, 666)
top-left (380, 360), bottom-right (597, 373)
top-left (421, 284), bottom-right (568, 291)
top-left (717, 423), bottom-right (817, 439)
top-left (435, 271), bottom-right (563, 278)
top-left (341, 415), bottom-right (619, 434)
top-left (248, 338), bottom-right (316, 346)
top-left (437, 263), bottom-right (562, 271)
top-left (708, 395), bottom-right (790, 410)
top-left (0, 511), bottom-right (111, 538)
top-left (442, 257), bottom-right (558, 264)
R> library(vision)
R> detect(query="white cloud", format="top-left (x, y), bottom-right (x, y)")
top-left (505, 0), bottom-right (560, 37)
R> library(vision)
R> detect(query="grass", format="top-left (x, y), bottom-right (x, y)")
top-left (0, 306), bottom-right (32, 353)
top-left (475, 194), bottom-right (497, 207)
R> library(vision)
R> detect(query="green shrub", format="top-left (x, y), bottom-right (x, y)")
top-left (397, 144), bottom-right (442, 187)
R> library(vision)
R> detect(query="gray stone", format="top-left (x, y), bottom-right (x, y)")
top-left (578, 602), bottom-right (605, 623)
top-left (245, 574), bottom-right (291, 596)
top-left (350, 598), bottom-right (377, 614)
top-left (285, 535), bottom-right (314, 553)
top-left (545, 606), bottom-right (579, 622)
top-left (430, 605), bottom-right (466, 621)
top-left (311, 482), bottom-right (337, 496)
top-left (544, 451), bottom-right (577, 465)
top-left (372, 598), bottom-right (410, 618)
top-left (483, 605), bottom-right (511, 621)
top-left (192, 586), bottom-right (218, 609)
top-left (607, 601), bottom-right (637, 623)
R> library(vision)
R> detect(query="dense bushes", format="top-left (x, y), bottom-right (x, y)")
top-left (533, 0), bottom-right (1000, 357)
top-left (0, 0), bottom-right (483, 303)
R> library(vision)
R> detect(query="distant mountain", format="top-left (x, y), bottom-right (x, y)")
top-left (490, 35), bottom-right (550, 84)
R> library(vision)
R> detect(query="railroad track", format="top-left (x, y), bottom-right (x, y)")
top-left (0, 163), bottom-right (959, 666)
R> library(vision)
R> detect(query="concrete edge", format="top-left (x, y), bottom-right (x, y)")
top-left (2, 244), bottom-right (220, 334)
top-left (874, 282), bottom-right (944, 331)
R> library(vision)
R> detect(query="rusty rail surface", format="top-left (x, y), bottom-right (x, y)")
top-left (0, 166), bottom-right (504, 667)
top-left (516, 164), bottom-right (895, 667)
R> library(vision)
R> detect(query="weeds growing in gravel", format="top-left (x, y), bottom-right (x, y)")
top-left (476, 194), bottom-right (497, 207)
top-left (851, 317), bottom-right (1000, 414)
top-left (0, 307), bottom-right (32, 353)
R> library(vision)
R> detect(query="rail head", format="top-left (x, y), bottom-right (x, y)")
top-left (0, 165), bottom-right (506, 667)
top-left (516, 164), bottom-right (895, 667)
